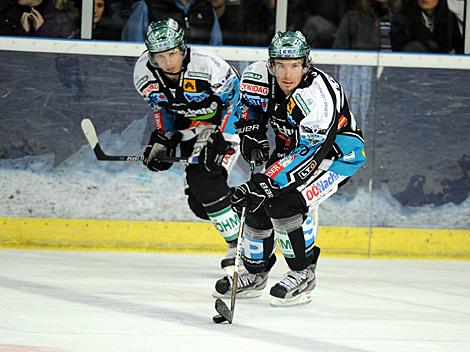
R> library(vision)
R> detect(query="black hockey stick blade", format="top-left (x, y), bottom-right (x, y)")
top-left (214, 298), bottom-right (232, 324)
top-left (81, 118), bottom-right (188, 163)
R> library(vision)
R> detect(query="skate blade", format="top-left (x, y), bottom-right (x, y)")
top-left (269, 291), bottom-right (313, 307)
top-left (212, 289), bottom-right (263, 299)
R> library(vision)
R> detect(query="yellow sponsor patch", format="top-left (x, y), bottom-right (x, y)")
top-left (287, 97), bottom-right (296, 114)
top-left (183, 79), bottom-right (197, 92)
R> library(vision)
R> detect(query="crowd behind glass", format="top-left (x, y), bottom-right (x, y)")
top-left (0, 0), bottom-right (465, 54)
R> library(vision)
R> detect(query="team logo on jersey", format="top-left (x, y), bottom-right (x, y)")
top-left (242, 93), bottom-right (268, 111)
top-left (183, 79), bottom-right (197, 92)
top-left (287, 97), bottom-right (296, 114)
top-left (293, 93), bottom-right (311, 116)
top-left (188, 71), bottom-right (211, 80)
top-left (142, 82), bottom-right (159, 97)
top-left (184, 91), bottom-right (209, 103)
top-left (148, 92), bottom-right (168, 105)
top-left (240, 82), bottom-right (269, 95)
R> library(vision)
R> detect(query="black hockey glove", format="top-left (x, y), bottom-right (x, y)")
top-left (234, 119), bottom-right (270, 166)
top-left (231, 173), bottom-right (280, 214)
top-left (143, 130), bottom-right (181, 172)
top-left (199, 129), bottom-right (235, 173)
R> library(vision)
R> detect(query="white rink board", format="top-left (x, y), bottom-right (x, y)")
top-left (0, 250), bottom-right (469, 352)
top-left (1, 37), bottom-right (470, 70)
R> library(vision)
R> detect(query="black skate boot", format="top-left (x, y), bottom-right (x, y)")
top-left (213, 270), bottom-right (269, 299)
top-left (270, 246), bottom-right (320, 306)
top-left (220, 241), bottom-right (237, 274)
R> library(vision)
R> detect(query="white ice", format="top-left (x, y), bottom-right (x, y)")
top-left (1, 250), bottom-right (469, 352)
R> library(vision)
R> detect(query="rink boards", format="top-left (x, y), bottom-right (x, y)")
top-left (1, 217), bottom-right (469, 260)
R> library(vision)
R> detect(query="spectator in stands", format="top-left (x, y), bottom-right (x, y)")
top-left (93, 0), bottom-right (121, 39)
top-left (333, 0), bottom-right (401, 51)
top-left (391, 0), bottom-right (463, 53)
top-left (0, 0), bottom-right (74, 38)
top-left (287, 0), bottom-right (355, 49)
top-left (446, 0), bottom-right (464, 35)
top-left (121, 0), bottom-right (222, 45)
top-left (242, 0), bottom-right (275, 46)
top-left (211, 0), bottom-right (244, 45)
top-left (109, 0), bottom-right (138, 29)
top-left (0, 0), bottom-right (16, 12)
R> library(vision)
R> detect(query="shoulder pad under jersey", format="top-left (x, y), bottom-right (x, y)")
top-left (133, 51), bottom-right (161, 97)
top-left (240, 60), bottom-right (269, 95)
top-left (296, 70), bottom-right (339, 137)
top-left (186, 49), bottom-right (238, 95)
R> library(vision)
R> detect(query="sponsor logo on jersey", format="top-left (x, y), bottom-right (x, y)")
top-left (293, 93), bottom-right (311, 115)
top-left (279, 154), bottom-right (296, 166)
top-left (240, 82), bottom-right (269, 95)
top-left (287, 97), bottom-right (296, 114)
top-left (175, 101), bottom-right (218, 120)
top-left (298, 161), bottom-right (317, 179)
top-left (265, 161), bottom-right (285, 179)
top-left (142, 82), bottom-right (159, 97)
top-left (242, 93), bottom-right (268, 111)
top-left (184, 91), bottom-right (209, 103)
top-left (243, 71), bottom-right (262, 80)
top-left (242, 236), bottom-right (264, 260)
top-left (136, 75), bottom-right (148, 89)
top-left (188, 71), bottom-right (211, 80)
top-left (183, 79), bottom-right (197, 92)
top-left (302, 171), bottom-right (339, 202)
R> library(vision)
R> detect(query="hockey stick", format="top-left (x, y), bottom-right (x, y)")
top-left (213, 159), bottom-right (256, 324)
top-left (80, 118), bottom-right (191, 163)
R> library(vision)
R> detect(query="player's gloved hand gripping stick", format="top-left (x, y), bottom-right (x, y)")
top-left (81, 118), bottom-right (227, 165)
top-left (213, 152), bottom-right (257, 324)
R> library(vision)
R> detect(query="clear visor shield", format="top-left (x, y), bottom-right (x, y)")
top-left (148, 52), bottom-right (161, 67)
top-left (148, 46), bottom-right (185, 69)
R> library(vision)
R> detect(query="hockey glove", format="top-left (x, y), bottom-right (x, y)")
top-left (235, 119), bottom-right (270, 166)
top-left (231, 173), bottom-right (280, 214)
top-left (143, 130), bottom-right (181, 172)
top-left (199, 129), bottom-right (235, 173)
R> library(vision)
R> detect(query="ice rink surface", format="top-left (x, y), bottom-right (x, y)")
top-left (0, 250), bottom-right (469, 352)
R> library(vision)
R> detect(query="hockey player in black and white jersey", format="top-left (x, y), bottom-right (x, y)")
top-left (134, 18), bottom-right (242, 273)
top-left (213, 31), bottom-right (366, 306)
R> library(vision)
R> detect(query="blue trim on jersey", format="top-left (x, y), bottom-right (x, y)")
top-left (219, 76), bottom-right (241, 135)
top-left (270, 135), bottom-right (365, 188)
top-left (329, 134), bottom-right (366, 177)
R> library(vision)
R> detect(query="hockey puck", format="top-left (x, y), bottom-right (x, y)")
top-left (212, 314), bottom-right (227, 324)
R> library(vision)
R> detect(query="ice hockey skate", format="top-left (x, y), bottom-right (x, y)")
top-left (220, 241), bottom-right (237, 275)
top-left (212, 270), bottom-right (269, 299)
top-left (269, 264), bottom-right (317, 307)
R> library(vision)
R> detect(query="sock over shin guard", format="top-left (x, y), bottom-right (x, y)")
top-left (273, 214), bottom-right (316, 271)
top-left (241, 225), bottom-right (276, 273)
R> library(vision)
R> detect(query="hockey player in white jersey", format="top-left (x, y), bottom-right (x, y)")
top-left (134, 18), bottom-right (242, 272)
top-left (214, 31), bottom-right (366, 306)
